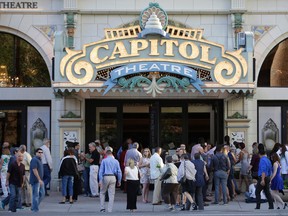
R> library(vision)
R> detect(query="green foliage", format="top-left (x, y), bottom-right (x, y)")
top-left (284, 179), bottom-right (288, 189)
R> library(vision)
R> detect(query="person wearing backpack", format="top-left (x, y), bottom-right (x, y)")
top-left (210, 145), bottom-right (230, 205)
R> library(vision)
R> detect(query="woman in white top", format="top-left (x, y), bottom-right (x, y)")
top-left (124, 159), bottom-right (139, 212)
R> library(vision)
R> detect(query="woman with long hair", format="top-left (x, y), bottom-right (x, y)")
top-left (270, 153), bottom-right (287, 209)
top-left (238, 142), bottom-right (250, 192)
top-left (138, 148), bottom-right (151, 203)
top-left (279, 143), bottom-right (288, 180)
top-left (124, 159), bottom-right (140, 212)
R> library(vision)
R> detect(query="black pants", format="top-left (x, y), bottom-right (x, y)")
top-left (126, 180), bottom-right (139, 210)
top-left (255, 177), bottom-right (273, 209)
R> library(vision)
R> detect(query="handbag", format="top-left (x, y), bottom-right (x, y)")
top-left (160, 167), bottom-right (172, 181)
top-left (179, 161), bottom-right (186, 184)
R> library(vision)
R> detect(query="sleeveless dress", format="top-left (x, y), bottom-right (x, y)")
top-left (271, 162), bottom-right (284, 190)
top-left (240, 151), bottom-right (250, 176)
top-left (139, 157), bottom-right (150, 184)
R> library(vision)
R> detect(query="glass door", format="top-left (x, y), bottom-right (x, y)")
top-left (159, 107), bottom-right (183, 148)
top-left (95, 107), bottom-right (117, 149)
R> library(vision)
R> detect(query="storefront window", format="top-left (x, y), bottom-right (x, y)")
top-left (0, 32), bottom-right (50, 87)
top-left (0, 110), bottom-right (22, 145)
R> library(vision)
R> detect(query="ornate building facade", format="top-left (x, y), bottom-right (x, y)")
top-left (0, 0), bottom-right (288, 189)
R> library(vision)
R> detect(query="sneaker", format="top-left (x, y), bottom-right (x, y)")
top-left (100, 209), bottom-right (105, 212)
top-left (211, 202), bottom-right (219, 205)
top-left (0, 201), bottom-right (4, 210)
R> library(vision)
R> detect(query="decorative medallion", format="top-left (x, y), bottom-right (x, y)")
top-left (140, 2), bottom-right (168, 30)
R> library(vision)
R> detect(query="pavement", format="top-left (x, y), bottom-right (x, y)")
top-left (1, 189), bottom-right (288, 216)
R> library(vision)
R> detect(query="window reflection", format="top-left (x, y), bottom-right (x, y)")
top-left (0, 32), bottom-right (50, 87)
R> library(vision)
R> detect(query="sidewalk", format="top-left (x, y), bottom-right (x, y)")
top-left (1, 189), bottom-right (288, 216)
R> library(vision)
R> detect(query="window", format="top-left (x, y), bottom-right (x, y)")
top-left (258, 38), bottom-right (288, 87)
top-left (0, 32), bottom-right (51, 87)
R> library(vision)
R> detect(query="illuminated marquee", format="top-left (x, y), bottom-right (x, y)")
top-left (60, 3), bottom-right (249, 96)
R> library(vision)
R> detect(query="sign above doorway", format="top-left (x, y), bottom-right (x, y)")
top-left (57, 3), bottom-right (254, 97)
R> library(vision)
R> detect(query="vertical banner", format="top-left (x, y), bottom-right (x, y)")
top-left (27, 106), bottom-right (50, 154)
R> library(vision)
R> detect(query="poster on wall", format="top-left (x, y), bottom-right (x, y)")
top-left (258, 106), bottom-right (281, 151)
top-left (230, 132), bottom-right (245, 143)
top-left (27, 106), bottom-right (50, 154)
top-left (63, 130), bottom-right (78, 150)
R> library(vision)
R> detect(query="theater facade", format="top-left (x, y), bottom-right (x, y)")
top-left (1, 0), bottom-right (288, 188)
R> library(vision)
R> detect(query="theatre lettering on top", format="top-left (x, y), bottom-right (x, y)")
top-left (0, 1), bottom-right (38, 9)
top-left (58, 3), bottom-right (254, 97)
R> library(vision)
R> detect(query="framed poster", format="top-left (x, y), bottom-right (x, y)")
top-left (60, 128), bottom-right (80, 155)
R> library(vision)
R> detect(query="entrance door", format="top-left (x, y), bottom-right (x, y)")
top-left (123, 103), bottom-right (150, 148)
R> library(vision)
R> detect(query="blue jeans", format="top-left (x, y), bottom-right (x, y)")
top-left (31, 182), bottom-right (45, 212)
top-left (8, 184), bottom-right (21, 212)
top-left (62, 175), bottom-right (74, 196)
top-left (214, 170), bottom-right (228, 203)
top-left (43, 164), bottom-right (51, 193)
top-left (83, 167), bottom-right (91, 195)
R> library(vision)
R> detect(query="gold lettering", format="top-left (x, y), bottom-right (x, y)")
top-left (200, 45), bottom-right (216, 64)
top-left (109, 41), bottom-right (130, 60)
top-left (179, 41), bottom-right (199, 59)
top-left (90, 44), bottom-right (109, 64)
top-left (160, 40), bottom-right (178, 56)
top-left (149, 39), bottom-right (159, 56)
top-left (130, 40), bottom-right (148, 57)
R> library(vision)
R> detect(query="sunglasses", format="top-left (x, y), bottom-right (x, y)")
top-left (37, 151), bottom-right (43, 154)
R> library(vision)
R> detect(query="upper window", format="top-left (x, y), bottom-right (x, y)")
top-left (0, 32), bottom-right (51, 87)
top-left (258, 38), bottom-right (288, 87)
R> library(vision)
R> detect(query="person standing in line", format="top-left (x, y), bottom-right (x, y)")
top-left (210, 145), bottom-right (230, 205)
top-left (270, 153), bottom-right (287, 209)
top-left (80, 150), bottom-right (91, 197)
top-left (19, 145), bottom-right (32, 207)
top-left (40, 138), bottom-right (53, 196)
top-left (124, 159), bottom-right (140, 212)
top-left (85, 142), bottom-right (100, 197)
top-left (98, 147), bottom-right (122, 213)
top-left (6, 152), bottom-right (25, 212)
top-left (150, 147), bottom-right (164, 205)
top-left (238, 142), bottom-right (250, 192)
top-left (29, 148), bottom-right (45, 212)
top-left (177, 154), bottom-right (197, 211)
top-left (138, 148), bottom-right (151, 203)
top-left (58, 148), bottom-right (78, 204)
top-left (192, 152), bottom-right (209, 211)
top-left (124, 142), bottom-right (142, 166)
top-left (278, 143), bottom-right (288, 180)
top-left (161, 155), bottom-right (179, 212)
top-left (255, 143), bottom-right (274, 210)
top-left (0, 146), bottom-right (11, 198)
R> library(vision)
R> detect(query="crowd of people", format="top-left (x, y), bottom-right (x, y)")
top-left (1, 136), bottom-right (288, 213)
top-left (0, 139), bottom-right (52, 212)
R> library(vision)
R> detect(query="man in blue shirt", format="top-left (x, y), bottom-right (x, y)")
top-left (29, 148), bottom-right (45, 212)
top-left (98, 147), bottom-right (122, 213)
top-left (255, 143), bottom-right (274, 210)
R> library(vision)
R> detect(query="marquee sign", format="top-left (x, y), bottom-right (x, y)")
top-left (59, 3), bottom-right (249, 97)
